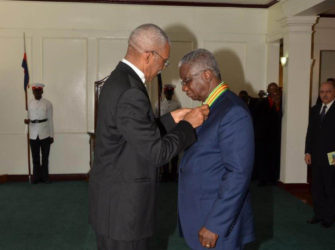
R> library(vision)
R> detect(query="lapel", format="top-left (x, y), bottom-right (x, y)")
top-left (116, 62), bottom-right (149, 98)
top-left (116, 62), bottom-right (156, 121)
top-left (324, 100), bottom-right (335, 121)
top-left (196, 91), bottom-right (228, 135)
top-left (314, 104), bottom-right (322, 124)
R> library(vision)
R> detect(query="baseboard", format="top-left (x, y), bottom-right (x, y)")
top-left (278, 182), bottom-right (310, 190)
top-left (278, 182), bottom-right (312, 206)
top-left (0, 174), bottom-right (88, 183)
top-left (0, 175), bottom-right (8, 183)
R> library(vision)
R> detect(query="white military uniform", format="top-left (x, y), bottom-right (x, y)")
top-left (28, 98), bottom-right (54, 139)
top-left (155, 98), bottom-right (181, 117)
top-left (28, 83), bottom-right (54, 183)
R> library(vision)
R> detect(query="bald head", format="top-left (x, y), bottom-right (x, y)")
top-left (128, 23), bottom-right (170, 53)
top-left (320, 81), bottom-right (335, 104)
top-left (125, 24), bottom-right (171, 83)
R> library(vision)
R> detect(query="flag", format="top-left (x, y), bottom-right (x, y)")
top-left (22, 52), bottom-right (29, 91)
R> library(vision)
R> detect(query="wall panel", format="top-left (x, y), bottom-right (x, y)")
top-left (49, 134), bottom-right (90, 173)
top-left (0, 36), bottom-right (31, 134)
top-left (204, 41), bottom-right (247, 94)
top-left (97, 38), bottom-right (128, 80)
top-left (42, 37), bottom-right (87, 133)
top-left (312, 18), bottom-right (335, 105)
top-left (151, 40), bottom-right (196, 109)
top-left (0, 1), bottom-right (268, 175)
top-left (0, 135), bottom-right (28, 174)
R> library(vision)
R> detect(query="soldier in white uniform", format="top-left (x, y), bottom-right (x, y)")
top-left (155, 84), bottom-right (181, 117)
top-left (24, 83), bottom-right (54, 184)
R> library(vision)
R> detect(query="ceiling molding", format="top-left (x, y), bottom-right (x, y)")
top-left (319, 14), bottom-right (335, 18)
top-left (22, 0), bottom-right (279, 8)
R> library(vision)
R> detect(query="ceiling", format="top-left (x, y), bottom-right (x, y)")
top-left (320, 8), bottom-right (335, 16)
top-left (34, 0), bottom-right (278, 8)
top-left (16, 0), bottom-right (335, 15)
top-left (149, 0), bottom-right (275, 4)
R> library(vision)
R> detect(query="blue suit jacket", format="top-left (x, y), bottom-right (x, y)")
top-left (178, 90), bottom-right (255, 250)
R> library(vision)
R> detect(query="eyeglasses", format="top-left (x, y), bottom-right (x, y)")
top-left (180, 70), bottom-right (207, 86)
top-left (150, 50), bottom-right (170, 68)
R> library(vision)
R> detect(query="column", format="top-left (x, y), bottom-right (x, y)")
top-left (280, 16), bottom-right (318, 183)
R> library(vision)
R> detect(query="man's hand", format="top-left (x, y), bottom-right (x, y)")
top-left (24, 119), bottom-right (30, 124)
top-left (183, 104), bottom-right (209, 128)
top-left (305, 153), bottom-right (311, 165)
top-left (198, 227), bottom-right (219, 248)
top-left (171, 108), bottom-right (192, 124)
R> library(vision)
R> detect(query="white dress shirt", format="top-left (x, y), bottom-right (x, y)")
top-left (28, 98), bottom-right (54, 140)
top-left (321, 99), bottom-right (335, 114)
top-left (121, 59), bottom-right (146, 84)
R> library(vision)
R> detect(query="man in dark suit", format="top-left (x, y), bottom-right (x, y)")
top-left (305, 80), bottom-right (335, 228)
top-left (88, 24), bottom-right (209, 250)
top-left (254, 82), bottom-right (282, 186)
top-left (178, 49), bottom-right (255, 249)
top-left (238, 90), bottom-right (258, 117)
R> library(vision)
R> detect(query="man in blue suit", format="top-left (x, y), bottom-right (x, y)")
top-left (178, 49), bottom-right (255, 250)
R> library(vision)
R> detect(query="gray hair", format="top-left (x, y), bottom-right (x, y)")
top-left (128, 23), bottom-right (170, 52)
top-left (178, 49), bottom-right (221, 79)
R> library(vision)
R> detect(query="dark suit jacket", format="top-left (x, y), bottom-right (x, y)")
top-left (254, 97), bottom-right (282, 142)
top-left (305, 101), bottom-right (335, 165)
top-left (178, 90), bottom-right (255, 249)
top-left (89, 62), bottom-right (196, 240)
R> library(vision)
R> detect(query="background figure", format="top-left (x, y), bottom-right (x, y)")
top-left (239, 90), bottom-right (262, 180)
top-left (258, 90), bottom-right (267, 99)
top-left (238, 90), bottom-right (250, 104)
top-left (238, 90), bottom-right (258, 118)
top-left (316, 78), bottom-right (335, 106)
top-left (156, 84), bottom-right (181, 182)
top-left (88, 24), bottom-right (209, 250)
top-left (24, 83), bottom-right (54, 184)
top-left (305, 81), bottom-right (335, 228)
top-left (155, 84), bottom-right (181, 117)
top-left (178, 49), bottom-right (254, 250)
top-left (254, 82), bottom-right (282, 186)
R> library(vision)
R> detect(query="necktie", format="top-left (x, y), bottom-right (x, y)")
top-left (320, 105), bottom-right (327, 121)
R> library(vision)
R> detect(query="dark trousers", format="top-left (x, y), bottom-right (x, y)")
top-left (311, 162), bottom-right (335, 223)
top-left (96, 234), bottom-right (148, 250)
top-left (161, 155), bottom-right (179, 182)
top-left (256, 141), bottom-right (280, 184)
top-left (30, 137), bottom-right (51, 182)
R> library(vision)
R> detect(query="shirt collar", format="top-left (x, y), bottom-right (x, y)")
top-left (33, 98), bottom-right (43, 102)
top-left (122, 59), bottom-right (146, 84)
top-left (323, 99), bottom-right (335, 110)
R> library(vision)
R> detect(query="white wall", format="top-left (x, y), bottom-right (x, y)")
top-left (312, 18), bottom-right (335, 105)
top-left (266, 1), bottom-right (320, 183)
top-left (268, 1), bottom-right (335, 107)
top-left (0, 1), bottom-right (268, 175)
